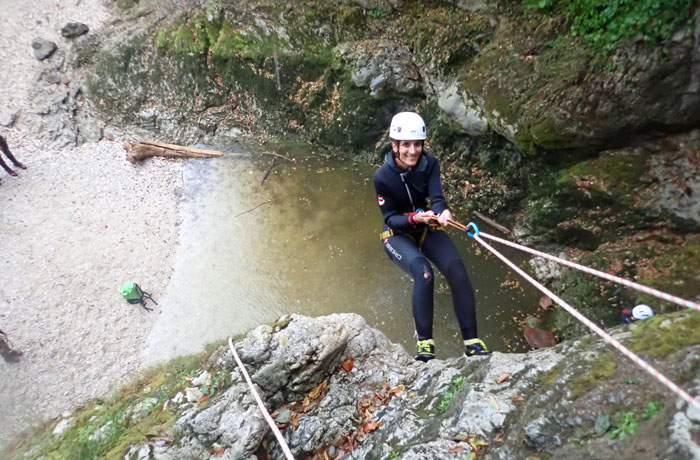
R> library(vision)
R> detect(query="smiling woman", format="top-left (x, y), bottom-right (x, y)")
top-left (373, 112), bottom-right (492, 362)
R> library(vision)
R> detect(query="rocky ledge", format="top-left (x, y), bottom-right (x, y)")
top-left (12, 312), bottom-right (699, 460)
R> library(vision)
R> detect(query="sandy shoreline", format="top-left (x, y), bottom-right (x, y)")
top-left (0, 0), bottom-right (183, 450)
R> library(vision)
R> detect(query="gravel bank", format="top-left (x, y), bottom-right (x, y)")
top-left (0, 1), bottom-right (183, 451)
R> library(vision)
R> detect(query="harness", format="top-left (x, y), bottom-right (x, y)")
top-left (380, 209), bottom-right (444, 249)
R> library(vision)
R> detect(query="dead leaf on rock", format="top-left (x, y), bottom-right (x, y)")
top-left (448, 445), bottom-right (464, 453)
top-left (342, 358), bottom-right (354, 372)
top-left (511, 395), bottom-right (525, 403)
top-left (211, 445), bottom-right (225, 456)
top-left (496, 373), bottom-right (511, 384)
top-left (362, 421), bottom-right (382, 433)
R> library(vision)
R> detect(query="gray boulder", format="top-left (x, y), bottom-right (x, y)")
top-left (31, 37), bottom-right (57, 61)
top-left (61, 22), bottom-right (89, 39)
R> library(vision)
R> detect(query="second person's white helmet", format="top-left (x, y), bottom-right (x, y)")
top-left (390, 112), bottom-right (427, 140)
top-left (632, 304), bottom-right (654, 320)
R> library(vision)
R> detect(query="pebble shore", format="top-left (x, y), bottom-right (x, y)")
top-left (0, 0), bottom-right (182, 450)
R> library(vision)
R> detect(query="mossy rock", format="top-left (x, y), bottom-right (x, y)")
top-left (625, 310), bottom-right (700, 357)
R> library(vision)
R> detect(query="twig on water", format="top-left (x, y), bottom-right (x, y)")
top-left (260, 151), bottom-right (295, 162)
top-left (234, 199), bottom-right (276, 217)
top-left (260, 157), bottom-right (276, 186)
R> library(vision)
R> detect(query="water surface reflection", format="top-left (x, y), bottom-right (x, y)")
top-left (145, 144), bottom-right (542, 363)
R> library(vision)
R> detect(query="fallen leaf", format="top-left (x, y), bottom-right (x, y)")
top-left (341, 358), bottom-right (354, 372)
top-left (197, 394), bottom-right (210, 404)
top-left (494, 430), bottom-right (505, 443)
top-left (448, 445), bottom-right (464, 453)
top-left (211, 446), bottom-right (225, 457)
top-left (489, 395), bottom-right (500, 411)
top-left (524, 326), bottom-right (557, 349)
top-left (362, 421), bottom-right (382, 433)
top-left (496, 373), bottom-right (512, 384)
top-left (511, 395), bottom-right (525, 402)
top-left (539, 296), bottom-right (553, 310)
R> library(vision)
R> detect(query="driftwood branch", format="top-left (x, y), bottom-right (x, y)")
top-left (260, 157), bottom-right (276, 186)
top-left (474, 210), bottom-right (511, 235)
top-left (123, 140), bottom-right (248, 163)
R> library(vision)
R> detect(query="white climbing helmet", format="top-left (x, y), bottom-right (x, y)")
top-left (389, 112), bottom-right (427, 140)
top-left (632, 304), bottom-right (654, 320)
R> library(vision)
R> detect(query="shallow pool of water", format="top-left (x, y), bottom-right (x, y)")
top-left (144, 143), bottom-right (542, 363)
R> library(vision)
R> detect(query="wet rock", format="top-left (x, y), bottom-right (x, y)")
top-left (61, 22), bottom-right (89, 39)
top-left (31, 37), bottom-right (57, 61)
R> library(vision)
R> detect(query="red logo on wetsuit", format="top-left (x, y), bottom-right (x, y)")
top-left (377, 194), bottom-right (385, 206)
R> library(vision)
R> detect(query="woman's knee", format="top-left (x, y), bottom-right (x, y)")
top-left (410, 258), bottom-right (434, 285)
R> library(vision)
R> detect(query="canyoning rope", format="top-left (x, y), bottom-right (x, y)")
top-left (228, 338), bottom-right (296, 460)
top-left (432, 216), bottom-right (700, 412)
top-left (478, 231), bottom-right (700, 312)
top-left (427, 216), bottom-right (700, 312)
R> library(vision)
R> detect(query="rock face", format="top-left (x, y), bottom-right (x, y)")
top-left (115, 312), bottom-right (700, 460)
top-left (73, 1), bottom-right (700, 154)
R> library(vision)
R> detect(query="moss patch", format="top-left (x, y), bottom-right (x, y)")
top-left (556, 150), bottom-right (651, 207)
top-left (568, 352), bottom-right (618, 398)
top-left (625, 310), bottom-right (700, 357)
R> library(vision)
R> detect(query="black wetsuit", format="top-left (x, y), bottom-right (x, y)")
top-left (373, 151), bottom-right (478, 341)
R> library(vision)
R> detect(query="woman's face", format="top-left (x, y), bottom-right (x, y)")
top-left (392, 139), bottom-right (424, 169)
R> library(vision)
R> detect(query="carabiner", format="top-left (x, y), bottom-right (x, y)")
top-left (466, 222), bottom-right (480, 238)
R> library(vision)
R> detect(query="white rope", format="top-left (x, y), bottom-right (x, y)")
top-left (228, 338), bottom-right (296, 460)
top-left (478, 231), bottom-right (700, 312)
top-left (471, 234), bottom-right (700, 412)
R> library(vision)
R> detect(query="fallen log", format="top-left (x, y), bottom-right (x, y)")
top-left (474, 210), bottom-right (511, 235)
top-left (123, 140), bottom-right (248, 163)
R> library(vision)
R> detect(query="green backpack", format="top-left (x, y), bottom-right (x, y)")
top-left (120, 281), bottom-right (157, 312)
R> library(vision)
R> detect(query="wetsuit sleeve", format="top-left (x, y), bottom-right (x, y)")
top-left (374, 173), bottom-right (414, 231)
top-left (427, 159), bottom-right (449, 215)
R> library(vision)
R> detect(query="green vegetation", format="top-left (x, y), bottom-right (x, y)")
top-left (608, 412), bottom-right (638, 440)
top-left (595, 401), bottom-right (662, 440)
top-left (6, 342), bottom-right (229, 460)
top-left (436, 376), bottom-right (467, 413)
top-left (523, 0), bottom-right (696, 51)
top-left (369, 6), bottom-right (388, 19)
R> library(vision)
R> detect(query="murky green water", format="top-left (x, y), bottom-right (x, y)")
top-left (145, 143), bottom-right (542, 363)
